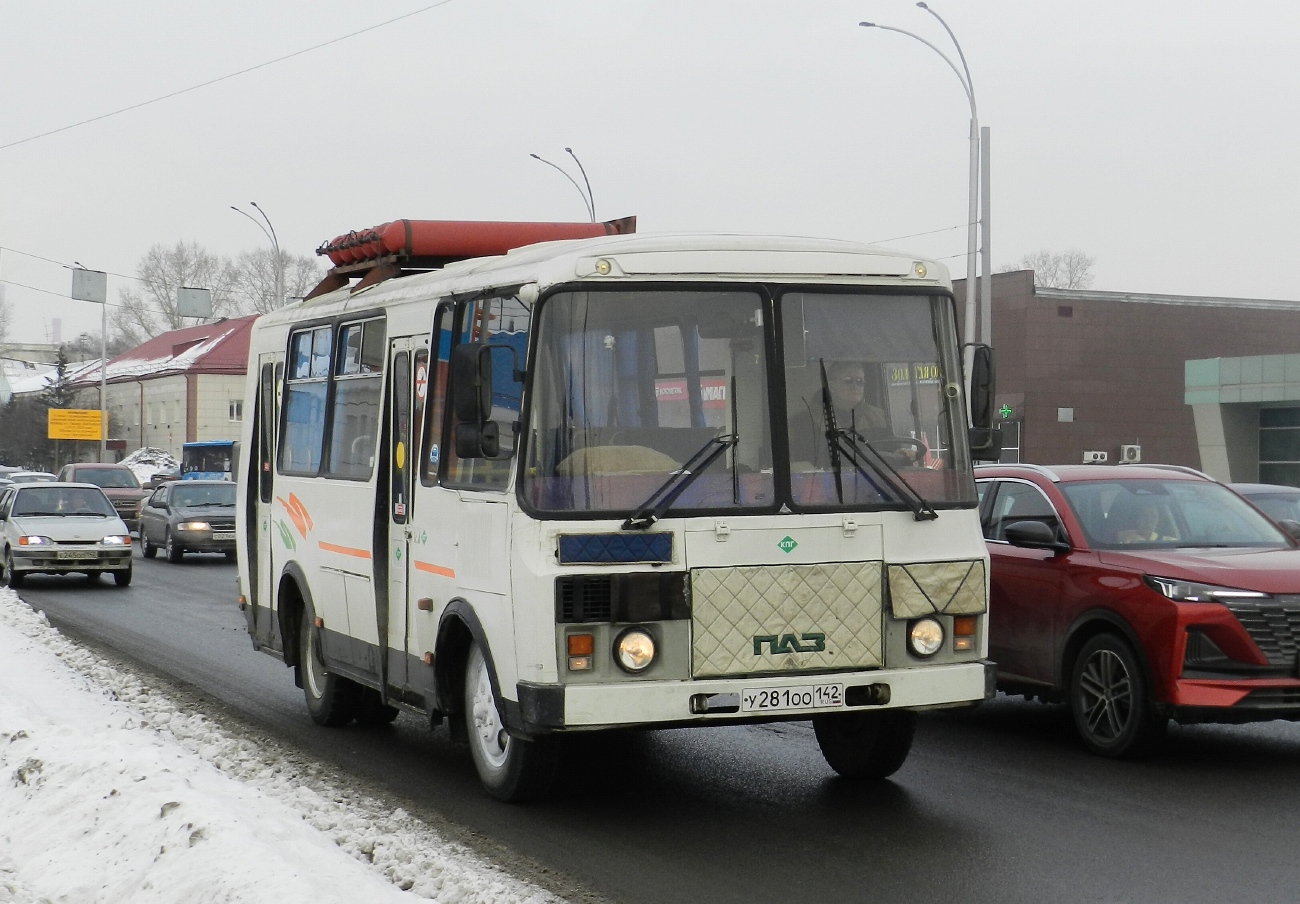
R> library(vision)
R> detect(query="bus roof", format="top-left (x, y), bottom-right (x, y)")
top-left (263, 232), bottom-right (951, 326)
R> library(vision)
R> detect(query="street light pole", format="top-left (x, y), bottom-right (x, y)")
top-left (859, 16), bottom-right (979, 348)
top-left (231, 202), bottom-right (283, 310)
top-left (529, 151), bottom-right (595, 222)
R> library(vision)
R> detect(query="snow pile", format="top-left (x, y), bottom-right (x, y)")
top-left (120, 446), bottom-right (179, 485)
top-left (0, 589), bottom-right (559, 904)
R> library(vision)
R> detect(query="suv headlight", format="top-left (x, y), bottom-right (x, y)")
top-left (178, 521), bottom-right (211, 532)
top-left (1143, 575), bottom-right (1269, 603)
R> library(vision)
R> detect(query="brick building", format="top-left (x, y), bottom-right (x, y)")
top-left (957, 271), bottom-right (1300, 484)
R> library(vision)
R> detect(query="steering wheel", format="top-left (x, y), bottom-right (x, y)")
top-left (872, 436), bottom-right (927, 462)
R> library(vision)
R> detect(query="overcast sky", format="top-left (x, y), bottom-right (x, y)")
top-left (1, 1), bottom-right (1297, 345)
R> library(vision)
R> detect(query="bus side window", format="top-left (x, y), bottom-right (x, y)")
top-left (281, 326), bottom-right (331, 475)
top-left (420, 304), bottom-right (453, 486)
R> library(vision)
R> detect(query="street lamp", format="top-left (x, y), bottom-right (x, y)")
top-left (231, 202), bottom-right (283, 310)
top-left (529, 149), bottom-right (595, 222)
top-left (860, 4), bottom-right (985, 349)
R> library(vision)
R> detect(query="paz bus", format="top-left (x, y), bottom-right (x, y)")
top-left (234, 217), bottom-right (1001, 801)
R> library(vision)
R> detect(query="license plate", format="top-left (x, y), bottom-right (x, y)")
top-left (56, 550), bottom-right (96, 560)
top-left (740, 683), bottom-right (844, 713)
top-left (211, 532), bottom-right (235, 541)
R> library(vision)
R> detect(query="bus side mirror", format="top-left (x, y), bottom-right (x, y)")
top-left (451, 343), bottom-right (499, 459)
top-left (967, 344), bottom-right (1003, 461)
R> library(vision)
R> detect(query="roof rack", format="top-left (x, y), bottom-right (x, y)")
top-left (305, 216), bottom-right (636, 299)
top-left (974, 462), bottom-right (1062, 482)
top-left (1126, 463), bottom-right (1214, 481)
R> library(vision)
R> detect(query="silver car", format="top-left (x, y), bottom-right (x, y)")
top-left (0, 482), bottom-right (133, 587)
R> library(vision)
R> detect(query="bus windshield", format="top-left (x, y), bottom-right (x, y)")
top-left (521, 287), bottom-right (975, 516)
top-left (524, 289), bottom-right (774, 515)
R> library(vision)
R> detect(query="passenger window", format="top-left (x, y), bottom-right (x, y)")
top-left (421, 304), bottom-right (453, 486)
top-left (989, 482), bottom-right (1062, 542)
top-left (326, 316), bottom-right (386, 480)
top-left (281, 325), bottom-right (332, 475)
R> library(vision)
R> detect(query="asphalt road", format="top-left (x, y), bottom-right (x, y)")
top-left (16, 552), bottom-right (1300, 904)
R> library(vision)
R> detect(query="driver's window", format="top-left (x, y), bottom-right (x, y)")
top-left (990, 482), bottom-right (1062, 542)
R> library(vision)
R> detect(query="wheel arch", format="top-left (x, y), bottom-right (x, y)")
top-left (276, 560), bottom-right (314, 670)
top-left (1059, 609), bottom-right (1155, 697)
top-left (434, 599), bottom-right (500, 721)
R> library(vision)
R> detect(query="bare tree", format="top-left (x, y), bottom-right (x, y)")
top-left (112, 242), bottom-right (238, 347)
top-left (225, 247), bottom-right (323, 316)
top-left (998, 249), bottom-right (1096, 289)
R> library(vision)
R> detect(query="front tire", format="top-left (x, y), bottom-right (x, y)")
top-left (813, 709), bottom-right (916, 779)
top-left (464, 643), bottom-right (558, 802)
top-left (3, 552), bottom-right (23, 588)
top-left (298, 601), bottom-right (358, 727)
top-left (114, 567), bottom-right (133, 587)
top-left (165, 530), bottom-right (184, 563)
top-left (141, 532), bottom-right (157, 559)
top-left (1070, 633), bottom-right (1165, 758)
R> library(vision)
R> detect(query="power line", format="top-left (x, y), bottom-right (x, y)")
top-left (0, 1), bottom-right (457, 152)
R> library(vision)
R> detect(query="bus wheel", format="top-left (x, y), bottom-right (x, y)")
top-left (463, 643), bottom-right (558, 802)
top-left (299, 602), bottom-right (358, 727)
top-left (813, 709), bottom-right (916, 779)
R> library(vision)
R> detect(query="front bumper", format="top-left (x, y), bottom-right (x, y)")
top-left (12, 548), bottom-right (132, 573)
top-left (1163, 676), bottom-right (1300, 724)
top-left (171, 527), bottom-right (236, 552)
top-left (514, 660), bottom-right (995, 734)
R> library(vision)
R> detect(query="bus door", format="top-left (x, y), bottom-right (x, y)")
top-left (251, 353), bottom-right (283, 650)
top-left (386, 336), bottom-right (428, 693)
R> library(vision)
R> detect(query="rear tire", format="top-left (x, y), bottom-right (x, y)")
top-left (1070, 633), bottom-right (1165, 758)
top-left (298, 601), bottom-right (359, 727)
top-left (464, 643), bottom-right (558, 802)
top-left (3, 552), bottom-right (23, 588)
top-left (165, 530), bottom-right (184, 563)
top-left (813, 709), bottom-right (916, 779)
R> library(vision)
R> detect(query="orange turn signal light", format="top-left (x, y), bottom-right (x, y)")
top-left (567, 633), bottom-right (594, 656)
top-left (953, 616), bottom-right (977, 637)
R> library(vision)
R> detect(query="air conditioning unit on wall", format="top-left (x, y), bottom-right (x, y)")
top-left (1083, 450), bottom-right (1108, 463)
top-left (1120, 444), bottom-right (1142, 463)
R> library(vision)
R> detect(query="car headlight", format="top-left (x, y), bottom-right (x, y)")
top-left (908, 617), bottom-right (945, 657)
top-left (1143, 575), bottom-right (1268, 603)
top-left (102, 535), bottom-right (131, 546)
top-left (17, 536), bottom-right (53, 546)
top-left (614, 628), bottom-right (656, 673)
top-left (178, 521), bottom-right (211, 532)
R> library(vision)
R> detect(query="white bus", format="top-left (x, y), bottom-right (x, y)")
top-left (235, 221), bottom-right (999, 801)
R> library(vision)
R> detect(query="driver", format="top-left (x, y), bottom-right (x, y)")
top-left (788, 361), bottom-right (919, 468)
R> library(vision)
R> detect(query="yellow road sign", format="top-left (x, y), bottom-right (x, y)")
top-left (48, 409), bottom-right (103, 441)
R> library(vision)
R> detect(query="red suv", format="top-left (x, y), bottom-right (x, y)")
top-left (976, 463), bottom-right (1300, 757)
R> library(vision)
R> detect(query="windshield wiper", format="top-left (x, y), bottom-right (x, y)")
top-left (622, 432), bottom-right (739, 530)
top-left (186, 501), bottom-right (231, 507)
top-left (817, 360), bottom-right (937, 522)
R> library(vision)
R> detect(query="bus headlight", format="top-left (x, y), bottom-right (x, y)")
top-left (908, 618), bottom-right (944, 658)
top-left (614, 628), bottom-right (656, 673)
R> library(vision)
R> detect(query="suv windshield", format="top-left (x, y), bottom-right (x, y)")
top-left (74, 467), bottom-right (140, 489)
top-left (13, 486), bottom-right (116, 518)
top-left (172, 484), bottom-right (236, 507)
top-left (1060, 478), bottom-right (1290, 549)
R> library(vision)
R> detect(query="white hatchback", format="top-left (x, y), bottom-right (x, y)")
top-left (0, 482), bottom-right (133, 587)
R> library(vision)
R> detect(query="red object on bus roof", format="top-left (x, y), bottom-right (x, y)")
top-left (316, 218), bottom-right (636, 267)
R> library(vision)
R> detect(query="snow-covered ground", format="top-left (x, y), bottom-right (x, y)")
top-left (0, 588), bottom-right (559, 904)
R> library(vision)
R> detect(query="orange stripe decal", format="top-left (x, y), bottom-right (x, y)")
top-left (413, 560), bottom-right (456, 578)
top-left (318, 541), bottom-right (372, 560)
